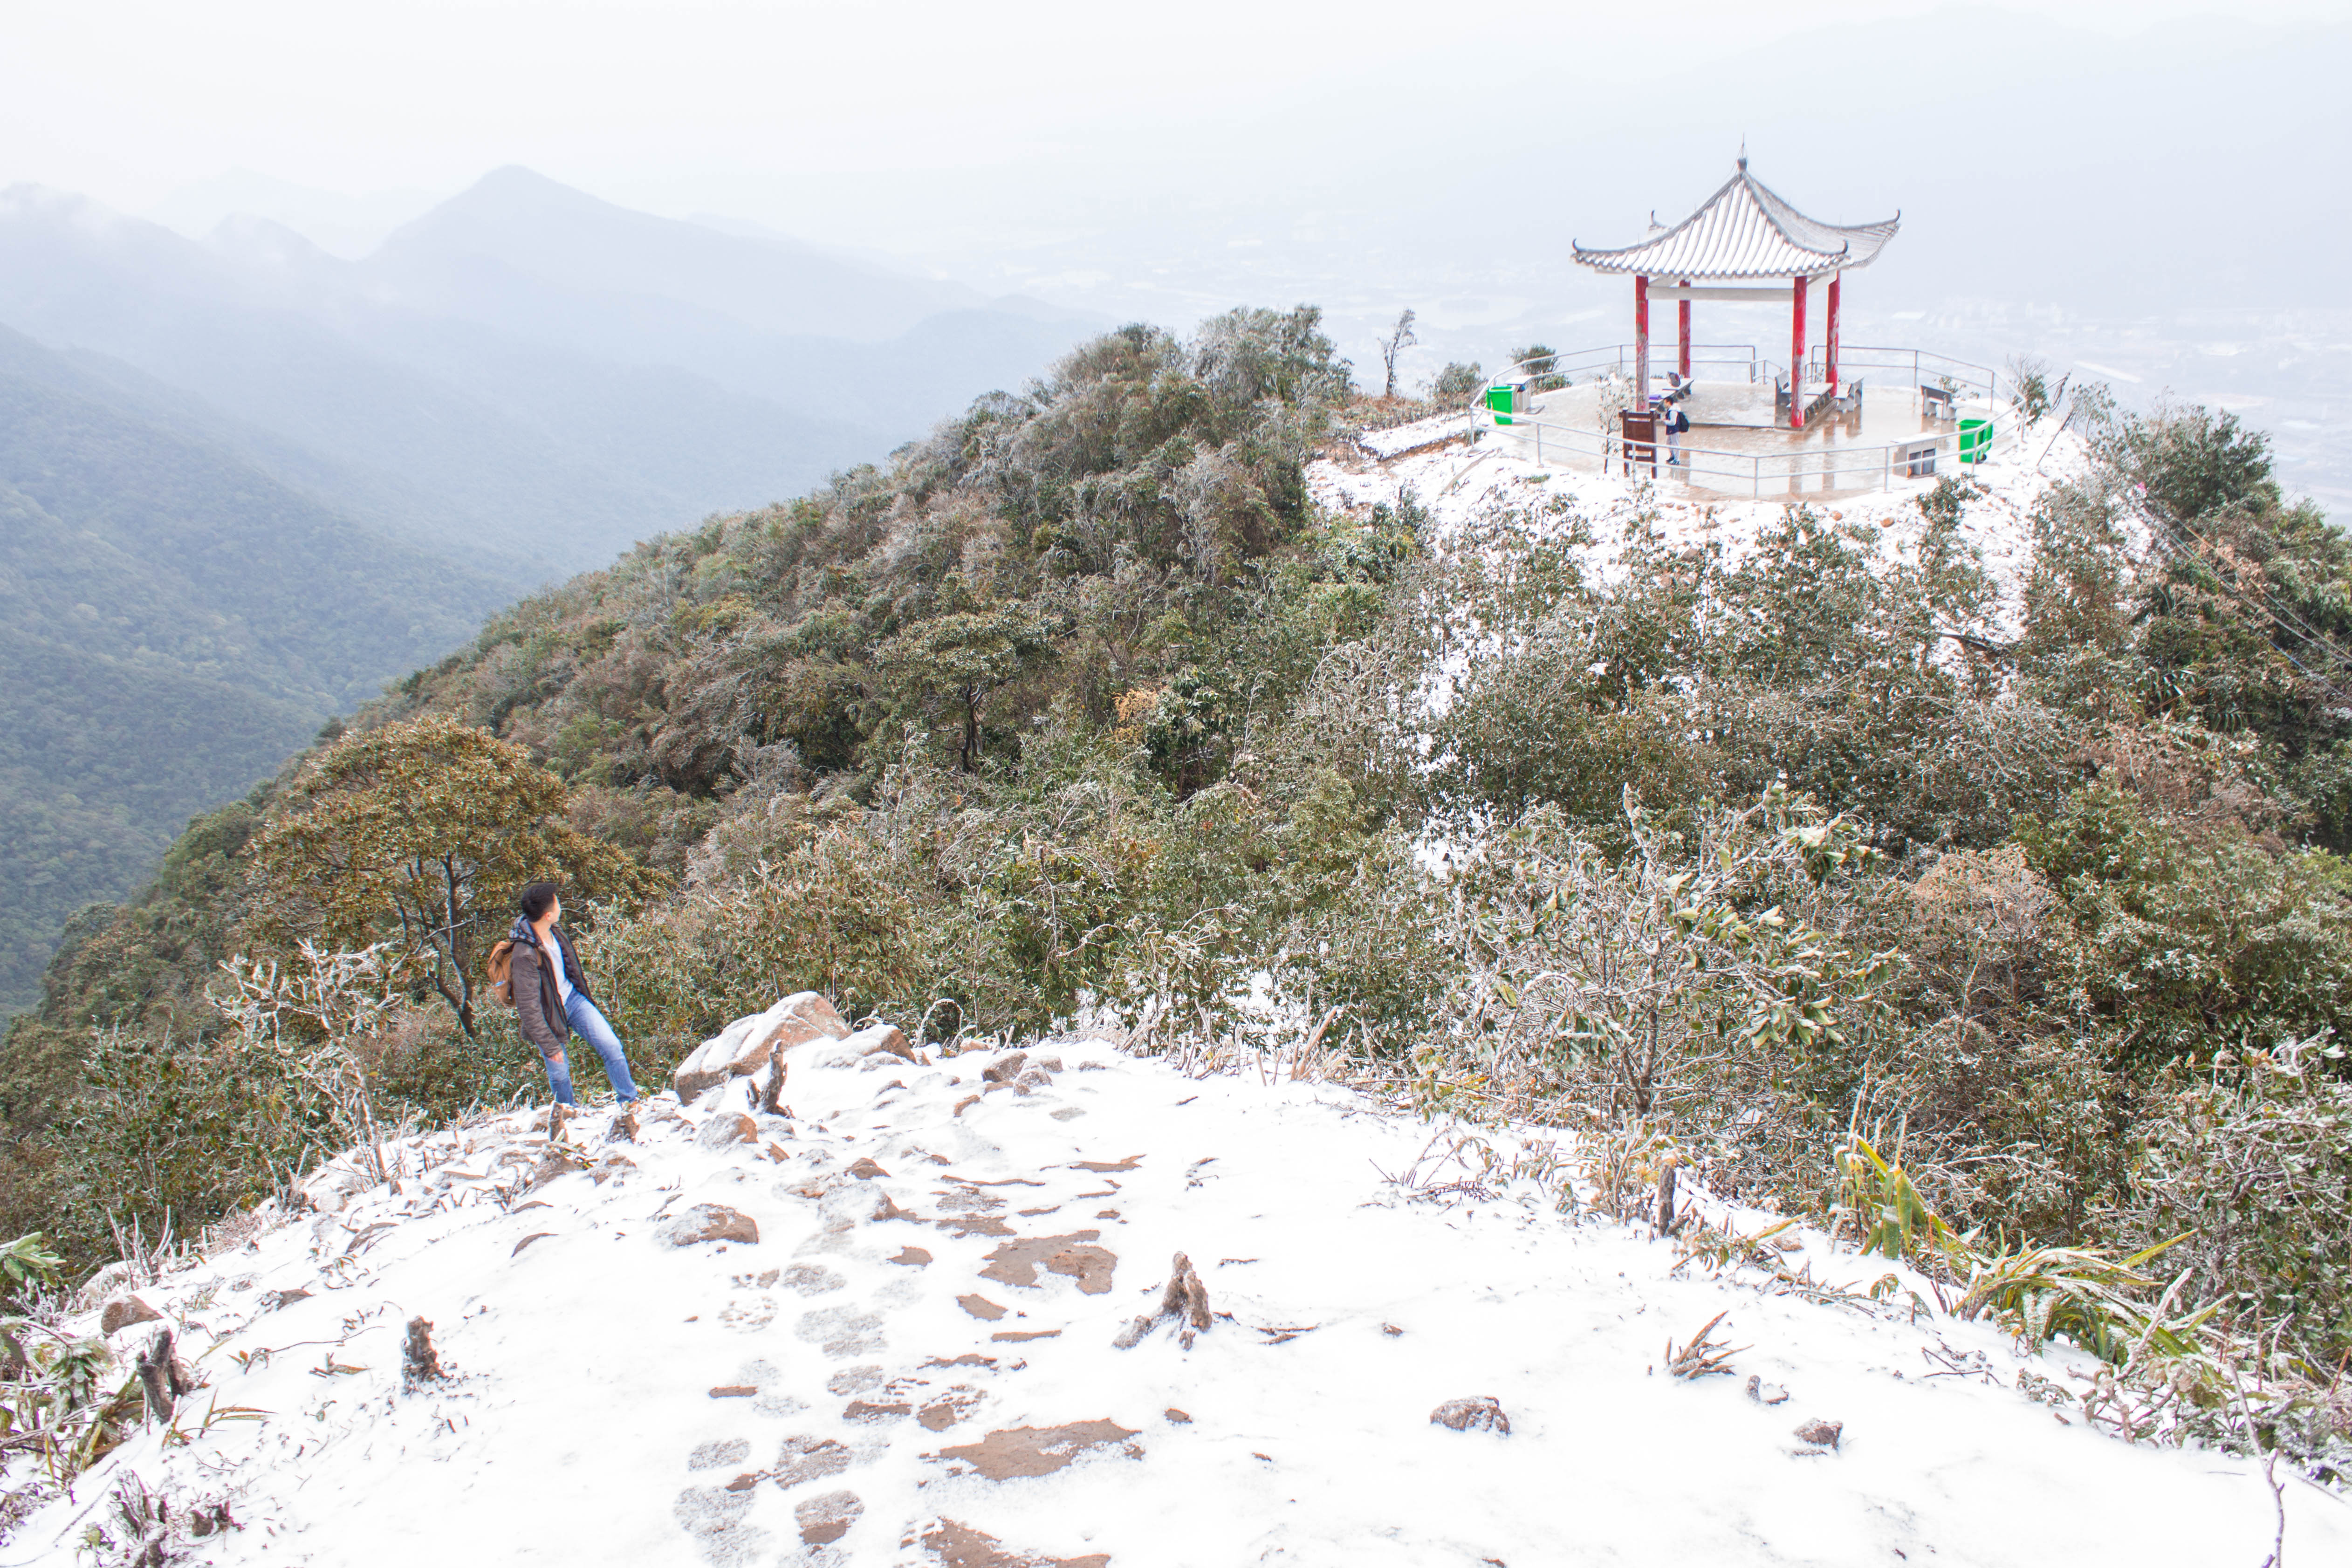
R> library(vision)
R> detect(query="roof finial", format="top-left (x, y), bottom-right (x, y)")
top-left (1738, 136), bottom-right (1748, 171)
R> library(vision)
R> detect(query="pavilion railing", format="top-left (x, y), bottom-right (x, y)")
top-left (1501, 344), bottom-right (1759, 388)
top-left (1481, 416), bottom-right (2021, 498)
top-left (1464, 340), bottom-right (2023, 497)
top-left (1498, 343), bottom-right (2007, 408)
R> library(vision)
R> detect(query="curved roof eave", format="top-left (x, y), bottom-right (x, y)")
top-left (1571, 165), bottom-right (1899, 281)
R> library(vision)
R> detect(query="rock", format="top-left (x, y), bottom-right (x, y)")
top-left (72, 1262), bottom-right (133, 1313)
top-left (918, 1389), bottom-right (984, 1431)
top-left (846, 1157), bottom-right (890, 1179)
top-left (958, 1294), bottom-right (1008, 1322)
top-left (100, 1295), bottom-right (163, 1335)
top-left (527, 1147), bottom-right (590, 1189)
top-left (978, 1232), bottom-right (1116, 1294)
top-left (660, 1204), bottom-right (760, 1247)
top-left (1794, 1417), bottom-right (1843, 1450)
top-left (261, 1288), bottom-right (312, 1312)
top-left (980, 1051), bottom-right (1028, 1084)
top-left (795, 1488), bottom-right (863, 1546)
top-left (607, 1103), bottom-right (640, 1143)
top-left (1746, 1375), bottom-right (1790, 1406)
top-left (773, 1434), bottom-right (852, 1489)
top-left (891, 1246), bottom-right (934, 1267)
top-left (918, 1519), bottom-right (1111, 1568)
top-left (1014, 1067), bottom-right (1054, 1092)
top-left (696, 1113), bottom-right (758, 1150)
top-left (1165, 1407), bottom-right (1193, 1424)
top-left (843, 1023), bottom-right (915, 1063)
top-left (1430, 1396), bottom-right (1510, 1435)
top-left (934, 1420), bottom-right (1142, 1480)
top-left (672, 992), bottom-right (850, 1101)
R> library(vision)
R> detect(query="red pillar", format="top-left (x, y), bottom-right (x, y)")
top-left (1678, 278), bottom-right (1692, 379)
top-left (1789, 274), bottom-right (1809, 430)
top-left (1826, 273), bottom-right (1842, 395)
top-left (1634, 274), bottom-right (1650, 403)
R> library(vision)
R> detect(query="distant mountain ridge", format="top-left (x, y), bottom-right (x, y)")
top-left (0, 171), bottom-right (1105, 582)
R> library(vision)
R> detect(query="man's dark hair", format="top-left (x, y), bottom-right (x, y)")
top-left (518, 881), bottom-right (562, 922)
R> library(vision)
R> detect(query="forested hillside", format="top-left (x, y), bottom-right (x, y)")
top-left (0, 325), bottom-right (509, 1012)
top-left (8, 308), bottom-right (2352, 1484)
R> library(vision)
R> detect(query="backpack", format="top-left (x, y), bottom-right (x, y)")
top-left (486, 940), bottom-right (519, 1007)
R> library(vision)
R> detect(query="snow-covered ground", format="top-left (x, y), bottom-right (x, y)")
top-left (22, 1016), bottom-right (2349, 1567)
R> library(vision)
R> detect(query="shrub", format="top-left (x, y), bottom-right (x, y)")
top-left (1429, 362), bottom-right (1484, 407)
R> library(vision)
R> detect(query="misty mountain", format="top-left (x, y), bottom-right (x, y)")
top-left (367, 165), bottom-right (989, 342)
top-left (0, 324), bottom-right (513, 1013)
top-left (0, 171), bottom-right (1104, 582)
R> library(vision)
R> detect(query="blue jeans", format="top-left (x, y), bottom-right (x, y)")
top-left (544, 993), bottom-right (639, 1105)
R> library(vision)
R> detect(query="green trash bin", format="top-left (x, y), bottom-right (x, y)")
top-left (1959, 417), bottom-right (1993, 464)
top-left (1484, 383), bottom-right (1516, 425)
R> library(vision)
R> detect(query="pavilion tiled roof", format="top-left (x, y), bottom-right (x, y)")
top-left (1573, 162), bottom-right (1899, 281)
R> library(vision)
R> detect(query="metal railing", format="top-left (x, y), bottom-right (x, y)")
top-left (1499, 342), bottom-right (2007, 408)
top-left (1500, 343), bottom-right (1760, 387)
top-left (1488, 416), bottom-right (2017, 497)
top-left (1472, 342), bottom-right (2023, 498)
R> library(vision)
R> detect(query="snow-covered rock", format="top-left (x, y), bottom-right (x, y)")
top-left (20, 1018), bottom-right (2348, 1567)
top-left (672, 990), bottom-right (850, 1100)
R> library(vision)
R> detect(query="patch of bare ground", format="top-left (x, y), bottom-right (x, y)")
top-left (933, 1420), bottom-right (1142, 1480)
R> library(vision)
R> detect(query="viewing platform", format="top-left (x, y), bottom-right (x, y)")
top-left (1479, 342), bottom-right (2013, 498)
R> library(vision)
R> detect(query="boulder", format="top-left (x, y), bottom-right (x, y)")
top-left (75, 1262), bottom-right (131, 1312)
top-left (1430, 1396), bottom-right (1510, 1434)
top-left (842, 1023), bottom-right (915, 1063)
top-left (980, 1051), bottom-right (1028, 1084)
top-left (100, 1295), bottom-right (163, 1336)
top-left (695, 1113), bottom-right (758, 1150)
top-left (672, 993), bottom-right (849, 1101)
top-left (660, 1204), bottom-right (760, 1246)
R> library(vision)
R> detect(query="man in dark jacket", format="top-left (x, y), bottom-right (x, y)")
top-left (509, 880), bottom-right (639, 1106)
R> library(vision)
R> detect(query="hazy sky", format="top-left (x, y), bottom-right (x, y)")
top-left (6, 0), bottom-right (2344, 228)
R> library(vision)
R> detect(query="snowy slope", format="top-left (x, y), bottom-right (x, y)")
top-left (1319, 408), bottom-right (2091, 635)
top-left (21, 1018), bottom-right (2349, 1568)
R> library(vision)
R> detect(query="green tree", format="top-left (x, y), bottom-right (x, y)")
top-left (876, 609), bottom-right (1056, 773)
top-left (253, 718), bottom-right (658, 1038)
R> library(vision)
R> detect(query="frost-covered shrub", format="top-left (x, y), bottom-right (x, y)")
top-left (2122, 1036), bottom-right (2352, 1356)
top-left (1429, 361), bottom-right (1484, 407)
